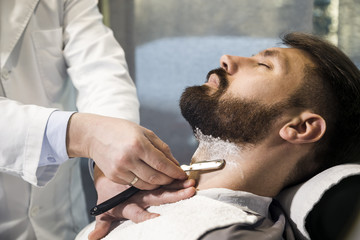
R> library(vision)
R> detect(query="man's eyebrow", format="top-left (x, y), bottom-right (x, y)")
top-left (260, 49), bottom-right (289, 73)
top-left (261, 49), bottom-right (280, 57)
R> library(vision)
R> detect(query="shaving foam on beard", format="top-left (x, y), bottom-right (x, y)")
top-left (194, 129), bottom-right (241, 167)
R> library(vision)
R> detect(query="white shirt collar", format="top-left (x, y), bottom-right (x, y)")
top-left (197, 188), bottom-right (272, 217)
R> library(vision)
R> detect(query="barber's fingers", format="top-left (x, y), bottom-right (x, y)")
top-left (127, 173), bottom-right (195, 191)
top-left (116, 185), bottom-right (196, 215)
top-left (120, 203), bottom-right (160, 224)
top-left (104, 128), bottom-right (187, 186)
top-left (88, 209), bottom-right (158, 239)
top-left (96, 180), bottom-right (196, 225)
top-left (116, 186), bottom-right (196, 223)
top-left (143, 128), bottom-right (178, 165)
top-left (130, 160), bottom-right (182, 189)
top-left (138, 184), bottom-right (196, 206)
top-left (111, 158), bottom-right (181, 190)
top-left (161, 179), bottom-right (196, 190)
top-left (138, 132), bottom-right (187, 181)
top-left (101, 159), bottom-right (181, 190)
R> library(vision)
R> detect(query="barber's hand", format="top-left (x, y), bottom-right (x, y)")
top-left (66, 113), bottom-right (187, 189)
top-left (88, 167), bottom-right (196, 240)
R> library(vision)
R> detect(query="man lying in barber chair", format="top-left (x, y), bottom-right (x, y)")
top-left (77, 32), bottom-right (360, 240)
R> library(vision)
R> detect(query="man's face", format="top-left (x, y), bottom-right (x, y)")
top-left (180, 47), bottom-right (312, 144)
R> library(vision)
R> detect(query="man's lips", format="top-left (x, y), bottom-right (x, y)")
top-left (205, 73), bottom-right (220, 89)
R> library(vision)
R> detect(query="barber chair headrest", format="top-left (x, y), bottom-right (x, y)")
top-left (276, 163), bottom-right (360, 240)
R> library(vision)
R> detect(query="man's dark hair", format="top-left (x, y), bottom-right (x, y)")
top-left (282, 32), bottom-right (360, 171)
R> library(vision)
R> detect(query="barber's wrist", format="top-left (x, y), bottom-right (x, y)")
top-left (66, 112), bottom-right (93, 158)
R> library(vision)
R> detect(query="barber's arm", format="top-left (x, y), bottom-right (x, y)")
top-left (0, 97), bottom-right (56, 186)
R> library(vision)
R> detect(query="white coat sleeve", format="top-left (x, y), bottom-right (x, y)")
top-left (0, 97), bottom-right (56, 186)
top-left (63, 0), bottom-right (140, 123)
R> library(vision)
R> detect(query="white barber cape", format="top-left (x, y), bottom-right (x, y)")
top-left (0, 0), bottom-right (139, 239)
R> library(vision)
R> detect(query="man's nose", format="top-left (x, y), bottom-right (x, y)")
top-left (220, 55), bottom-right (247, 75)
top-left (220, 55), bottom-right (239, 75)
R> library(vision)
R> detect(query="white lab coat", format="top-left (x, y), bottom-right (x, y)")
top-left (0, 0), bottom-right (139, 239)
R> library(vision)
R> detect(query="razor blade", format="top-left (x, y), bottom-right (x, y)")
top-left (180, 159), bottom-right (225, 172)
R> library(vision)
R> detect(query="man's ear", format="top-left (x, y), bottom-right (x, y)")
top-left (279, 111), bottom-right (326, 144)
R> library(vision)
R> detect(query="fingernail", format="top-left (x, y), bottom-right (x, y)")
top-left (184, 187), bottom-right (196, 196)
top-left (149, 213), bottom-right (160, 220)
top-left (183, 179), bottom-right (195, 187)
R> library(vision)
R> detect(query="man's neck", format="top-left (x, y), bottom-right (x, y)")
top-left (189, 137), bottom-right (250, 192)
top-left (189, 133), bottom-right (294, 197)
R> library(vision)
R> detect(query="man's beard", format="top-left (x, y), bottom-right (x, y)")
top-left (180, 68), bottom-right (289, 145)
